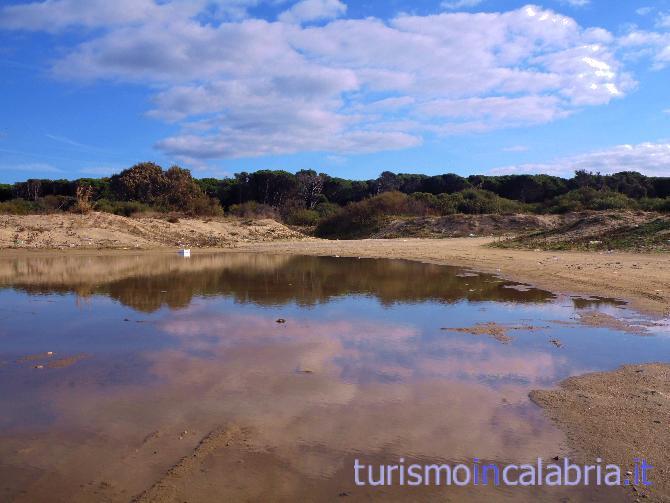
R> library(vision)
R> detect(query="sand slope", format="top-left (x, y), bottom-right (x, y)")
top-left (0, 212), bottom-right (304, 249)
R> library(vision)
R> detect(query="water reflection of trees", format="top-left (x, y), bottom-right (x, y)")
top-left (0, 254), bottom-right (554, 312)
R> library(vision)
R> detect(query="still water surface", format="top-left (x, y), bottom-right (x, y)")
top-left (0, 252), bottom-right (667, 502)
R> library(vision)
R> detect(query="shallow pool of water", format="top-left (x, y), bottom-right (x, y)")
top-left (0, 252), bottom-right (666, 501)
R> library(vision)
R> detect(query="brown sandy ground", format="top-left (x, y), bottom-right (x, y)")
top-left (496, 211), bottom-right (670, 252)
top-left (530, 363), bottom-right (670, 503)
top-left (0, 212), bottom-right (303, 249)
top-left (128, 426), bottom-right (627, 503)
top-left (2, 234), bottom-right (669, 316)
top-left (440, 322), bottom-right (548, 344)
top-left (233, 239), bottom-right (670, 317)
top-left (358, 211), bottom-right (669, 253)
top-left (373, 213), bottom-right (567, 238)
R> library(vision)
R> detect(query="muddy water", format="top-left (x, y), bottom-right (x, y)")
top-left (0, 252), bottom-right (667, 502)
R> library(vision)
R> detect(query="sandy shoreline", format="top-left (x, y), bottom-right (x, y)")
top-left (3, 237), bottom-right (669, 317)
top-left (2, 211), bottom-right (669, 316)
top-left (232, 238), bottom-right (670, 318)
top-left (530, 363), bottom-right (670, 503)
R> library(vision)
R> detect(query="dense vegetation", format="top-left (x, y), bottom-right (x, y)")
top-left (1, 163), bottom-right (669, 237)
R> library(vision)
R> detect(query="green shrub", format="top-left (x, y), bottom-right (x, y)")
top-left (547, 188), bottom-right (636, 213)
top-left (409, 192), bottom-right (439, 209)
top-left (40, 194), bottom-right (75, 212)
top-left (314, 202), bottom-right (340, 218)
top-left (285, 209), bottom-right (320, 226)
top-left (435, 193), bottom-right (458, 215)
top-left (448, 188), bottom-right (522, 214)
top-left (316, 191), bottom-right (422, 239)
top-left (0, 184), bottom-right (13, 203)
top-left (639, 197), bottom-right (670, 213)
top-left (188, 195), bottom-right (223, 216)
top-left (0, 198), bottom-right (39, 215)
top-left (228, 201), bottom-right (277, 219)
top-left (591, 192), bottom-right (635, 210)
top-left (94, 199), bottom-right (151, 217)
top-left (0, 196), bottom-right (77, 214)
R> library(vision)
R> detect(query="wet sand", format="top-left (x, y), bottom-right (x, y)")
top-left (3, 237), bottom-right (670, 316)
top-left (530, 363), bottom-right (670, 503)
top-left (232, 238), bottom-right (670, 317)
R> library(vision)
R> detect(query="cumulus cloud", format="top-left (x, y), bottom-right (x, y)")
top-left (0, 0), bottom-right (193, 32)
top-left (658, 12), bottom-right (670, 29)
top-left (0, 0), bottom-right (268, 31)
top-left (619, 30), bottom-right (670, 69)
top-left (492, 142), bottom-right (670, 177)
top-left (278, 0), bottom-right (346, 24)
top-left (617, 11), bottom-right (670, 70)
top-left (0, 1), bottom-right (649, 161)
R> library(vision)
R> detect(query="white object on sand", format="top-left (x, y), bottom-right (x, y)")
top-left (178, 249), bottom-right (191, 257)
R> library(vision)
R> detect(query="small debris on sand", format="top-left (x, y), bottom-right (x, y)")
top-left (275, 318), bottom-right (286, 324)
top-left (45, 353), bottom-right (89, 369)
top-left (17, 352), bottom-right (55, 363)
top-left (502, 284), bottom-right (534, 292)
top-left (442, 322), bottom-right (547, 344)
top-left (549, 339), bottom-right (563, 348)
top-left (442, 322), bottom-right (513, 344)
top-left (578, 311), bottom-right (648, 335)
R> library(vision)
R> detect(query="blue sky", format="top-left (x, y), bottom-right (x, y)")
top-left (1, 0), bottom-right (669, 183)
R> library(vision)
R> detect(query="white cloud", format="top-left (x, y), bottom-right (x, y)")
top-left (492, 142), bottom-right (670, 177)
top-left (636, 7), bottom-right (654, 16)
top-left (440, 0), bottom-right (483, 10)
top-left (0, 2), bottom-right (643, 161)
top-left (658, 12), bottom-right (670, 29)
top-left (416, 96), bottom-right (569, 128)
top-left (278, 0), bottom-right (346, 24)
top-left (618, 29), bottom-right (670, 69)
top-left (0, 0), bottom-right (171, 32)
top-left (0, 0), bottom-right (269, 31)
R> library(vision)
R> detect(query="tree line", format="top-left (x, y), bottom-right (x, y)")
top-left (1, 162), bottom-right (669, 227)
